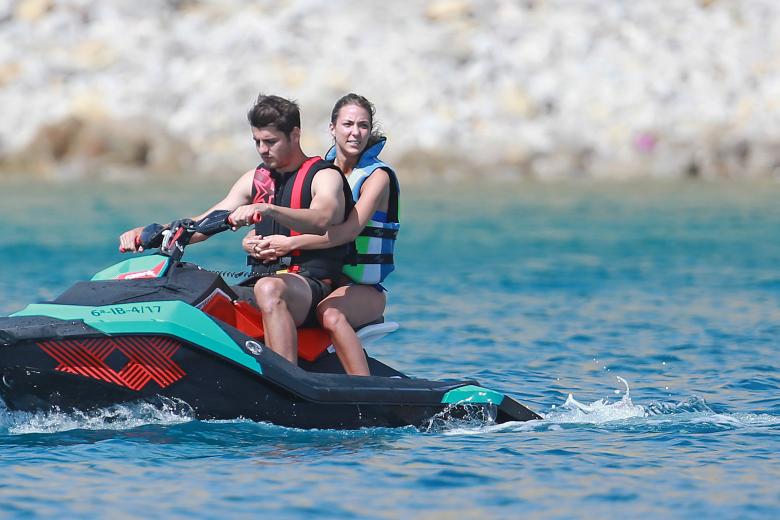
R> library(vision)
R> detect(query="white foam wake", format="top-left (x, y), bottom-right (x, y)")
top-left (545, 376), bottom-right (647, 424)
top-left (444, 376), bottom-right (780, 435)
top-left (0, 398), bottom-right (194, 435)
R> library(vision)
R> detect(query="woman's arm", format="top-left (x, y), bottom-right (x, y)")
top-left (297, 168), bottom-right (390, 248)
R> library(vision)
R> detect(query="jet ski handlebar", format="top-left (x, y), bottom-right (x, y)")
top-left (132, 209), bottom-right (241, 262)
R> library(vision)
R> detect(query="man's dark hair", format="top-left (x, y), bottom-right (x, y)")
top-left (247, 94), bottom-right (301, 137)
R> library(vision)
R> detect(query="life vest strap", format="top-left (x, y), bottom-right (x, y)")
top-left (354, 253), bottom-right (394, 265)
top-left (289, 156), bottom-right (322, 257)
top-left (359, 227), bottom-right (399, 240)
top-left (288, 157), bottom-right (322, 235)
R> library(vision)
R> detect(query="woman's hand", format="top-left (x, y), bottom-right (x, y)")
top-left (244, 234), bottom-right (295, 263)
top-left (260, 235), bottom-right (294, 258)
top-left (242, 229), bottom-right (260, 257)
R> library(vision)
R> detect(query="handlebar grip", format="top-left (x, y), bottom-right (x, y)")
top-left (139, 223), bottom-right (166, 249)
top-left (223, 211), bottom-right (259, 227)
top-left (196, 209), bottom-right (233, 236)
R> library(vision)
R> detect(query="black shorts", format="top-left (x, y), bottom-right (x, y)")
top-left (230, 275), bottom-right (332, 328)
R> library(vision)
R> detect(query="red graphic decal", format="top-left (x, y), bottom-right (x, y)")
top-left (38, 336), bottom-right (185, 391)
top-left (253, 167), bottom-right (275, 204)
top-left (116, 260), bottom-right (167, 280)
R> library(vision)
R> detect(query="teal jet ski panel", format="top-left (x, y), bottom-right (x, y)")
top-left (11, 301), bottom-right (262, 375)
top-left (91, 254), bottom-right (171, 281)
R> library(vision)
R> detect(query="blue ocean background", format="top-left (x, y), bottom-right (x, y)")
top-left (1, 179), bottom-right (779, 518)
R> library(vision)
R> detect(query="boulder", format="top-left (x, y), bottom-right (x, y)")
top-left (0, 116), bottom-right (195, 179)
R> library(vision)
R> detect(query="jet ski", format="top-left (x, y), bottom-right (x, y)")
top-left (0, 211), bottom-right (541, 429)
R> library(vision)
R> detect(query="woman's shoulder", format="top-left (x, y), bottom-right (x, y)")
top-left (370, 166), bottom-right (399, 190)
top-left (360, 168), bottom-right (391, 194)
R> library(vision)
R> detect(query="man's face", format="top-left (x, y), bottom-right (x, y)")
top-left (252, 126), bottom-right (297, 170)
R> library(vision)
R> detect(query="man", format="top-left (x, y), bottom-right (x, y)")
top-left (119, 94), bottom-right (352, 364)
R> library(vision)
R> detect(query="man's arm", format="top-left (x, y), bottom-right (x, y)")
top-left (230, 167), bottom-right (346, 235)
top-left (244, 170), bottom-right (389, 261)
top-left (119, 169), bottom-right (255, 252)
top-left (289, 169), bottom-right (389, 248)
top-left (187, 169), bottom-right (255, 242)
top-left (192, 169), bottom-right (255, 221)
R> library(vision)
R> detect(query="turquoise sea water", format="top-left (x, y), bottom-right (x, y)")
top-left (1, 179), bottom-right (779, 518)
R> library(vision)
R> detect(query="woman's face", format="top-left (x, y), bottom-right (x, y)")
top-left (330, 104), bottom-right (371, 159)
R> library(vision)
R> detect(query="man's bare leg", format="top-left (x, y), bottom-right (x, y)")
top-left (253, 274), bottom-right (313, 364)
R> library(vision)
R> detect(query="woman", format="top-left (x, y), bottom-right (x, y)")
top-left (244, 93), bottom-right (400, 375)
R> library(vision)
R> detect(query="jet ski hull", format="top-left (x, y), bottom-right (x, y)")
top-left (0, 312), bottom-right (540, 429)
top-left (0, 257), bottom-right (541, 429)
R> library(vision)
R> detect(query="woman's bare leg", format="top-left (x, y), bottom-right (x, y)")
top-left (317, 285), bottom-right (386, 376)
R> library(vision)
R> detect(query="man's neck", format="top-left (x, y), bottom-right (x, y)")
top-left (275, 151), bottom-right (310, 174)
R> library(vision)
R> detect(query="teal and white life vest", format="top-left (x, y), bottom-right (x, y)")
top-left (326, 138), bottom-right (400, 285)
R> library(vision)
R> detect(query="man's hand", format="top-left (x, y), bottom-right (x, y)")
top-left (229, 203), bottom-right (270, 230)
top-left (118, 226), bottom-right (144, 253)
top-left (242, 229), bottom-right (259, 255)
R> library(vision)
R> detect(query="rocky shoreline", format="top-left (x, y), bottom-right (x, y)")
top-left (1, 0), bottom-right (779, 181)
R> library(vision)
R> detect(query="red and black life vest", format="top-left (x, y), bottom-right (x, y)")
top-left (248, 156), bottom-right (353, 280)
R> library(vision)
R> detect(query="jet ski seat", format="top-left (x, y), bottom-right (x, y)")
top-left (198, 289), bottom-right (334, 362)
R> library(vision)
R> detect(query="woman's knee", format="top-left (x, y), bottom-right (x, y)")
top-left (318, 305), bottom-right (349, 332)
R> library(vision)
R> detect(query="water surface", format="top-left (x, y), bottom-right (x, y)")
top-left (1, 179), bottom-right (779, 518)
